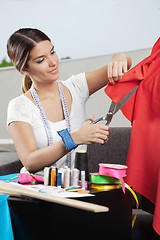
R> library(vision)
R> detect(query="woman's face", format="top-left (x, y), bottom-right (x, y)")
top-left (25, 40), bottom-right (60, 85)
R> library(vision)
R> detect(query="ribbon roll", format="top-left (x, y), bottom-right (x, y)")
top-left (125, 183), bottom-right (139, 228)
top-left (90, 173), bottom-right (121, 185)
top-left (99, 164), bottom-right (127, 194)
top-left (90, 183), bottom-right (121, 191)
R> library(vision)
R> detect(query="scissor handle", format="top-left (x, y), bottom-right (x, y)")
top-left (105, 112), bottom-right (113, 125)
top-left (91, 117), bottom-right (106, 124)
top-left (92, 112), bottom-right (113, 126)
top-left (91, 115), bottom-right (111, 145)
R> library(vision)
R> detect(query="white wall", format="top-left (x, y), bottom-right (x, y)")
top-left (0, 0), bottom-right (159, 61)
top-left (0, 48), bottom-right (151, 139)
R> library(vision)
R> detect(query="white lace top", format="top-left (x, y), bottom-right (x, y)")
top-left (7, 73), bottom-right (89, 169)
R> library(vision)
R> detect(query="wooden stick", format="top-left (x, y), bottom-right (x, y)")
top-left (0, 181), bottom-right (109, 213)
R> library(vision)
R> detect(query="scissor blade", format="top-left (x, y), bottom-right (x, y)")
top-left (104, 101), bottom-right (117, 125)
top-left (108, 101), bottom-right (117, 114)
top-left (113, 86), bottom-right (138, 115)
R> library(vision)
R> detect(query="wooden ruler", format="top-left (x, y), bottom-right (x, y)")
top-left (0, 181), bottom-right (109, 213)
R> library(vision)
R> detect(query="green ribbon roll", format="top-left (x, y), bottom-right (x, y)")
top-left (90, 173), bottom-right (121, 185)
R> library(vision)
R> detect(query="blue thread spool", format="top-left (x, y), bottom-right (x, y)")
top-left (57, 172), bottom-right (62, 187)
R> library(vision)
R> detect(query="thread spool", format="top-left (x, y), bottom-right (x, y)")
top-left (51, 167), bottom-right (57, 186)
top-left (71, 168), bottom-right (79, 186)
top-left (64, 167), bottom-right (71, 188)
top-left (59, 168), bottom-right (65, 187)
top-left (57, 172), bottom-right (62, 187)
top-left (75, 150), bottom-right (89, 181)
top-left (81, 171), bottom-right (85, 190)
top-left (44, 167), bottom-right (49, 186)
top-left (44, 167), bottom-right (52, 186)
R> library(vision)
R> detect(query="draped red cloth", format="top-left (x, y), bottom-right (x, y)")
top-left (105, 38), bottom-right (160, 235)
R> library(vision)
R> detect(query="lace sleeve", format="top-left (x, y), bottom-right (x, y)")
top-left (7, 95), bottom-right (32, 126)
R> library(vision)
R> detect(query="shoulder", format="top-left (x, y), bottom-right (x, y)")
top-left (64, 72), bottom-right (86, 86)
top-left (8, 94), bottom-right (29, 109)
top-left (8, 94), bottom-right (33, 115)
top-left (61, 73), bottom-right (89, 102)
top-left (7, 95), bottom-right (33, 126)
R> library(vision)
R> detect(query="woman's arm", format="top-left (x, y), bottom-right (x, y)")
top-left (9, 120), bottom-right (109, 173)
top-left (86, 53), bottom-right (132, 95)
top-left (9, 122), bottom-right (68, 173)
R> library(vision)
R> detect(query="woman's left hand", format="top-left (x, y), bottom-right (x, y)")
top-left (107, 53), bottom-right (131, 84)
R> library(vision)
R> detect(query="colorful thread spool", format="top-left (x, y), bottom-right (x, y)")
top-left (59, 168), bottom-right (65, 187)
top-left (57, 172), bottom-right (62, 187)
top-left (51, 167), bottom-right (57, 186)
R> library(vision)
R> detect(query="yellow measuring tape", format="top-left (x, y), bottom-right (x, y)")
top-left (90, 182), bottom-right (139, 228)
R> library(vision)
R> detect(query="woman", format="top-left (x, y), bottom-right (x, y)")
top-left (7, 28), bottom-right (132, 173)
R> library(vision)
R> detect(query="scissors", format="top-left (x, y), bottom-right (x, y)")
top-left (92, 86), bottom-right (138, 126)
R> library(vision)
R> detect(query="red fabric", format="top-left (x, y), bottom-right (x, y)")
top-left (105, 38), bottom-right (160, 235)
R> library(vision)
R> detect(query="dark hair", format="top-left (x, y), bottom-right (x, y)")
top-left (7, 28), bottom-right (51, 93)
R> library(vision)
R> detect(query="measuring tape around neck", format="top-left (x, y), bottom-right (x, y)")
top-left (31, 81), bottom-right (72, 168)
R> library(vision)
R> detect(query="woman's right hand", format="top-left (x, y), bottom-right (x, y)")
top-left (72, 120), bottom-right (110, 145)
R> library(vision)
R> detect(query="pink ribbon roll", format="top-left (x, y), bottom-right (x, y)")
top-left (99, 164), bottom-right (127, 194)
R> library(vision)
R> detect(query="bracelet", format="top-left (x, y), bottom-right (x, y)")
top-left (57, 128), bottom-right (77, 150)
